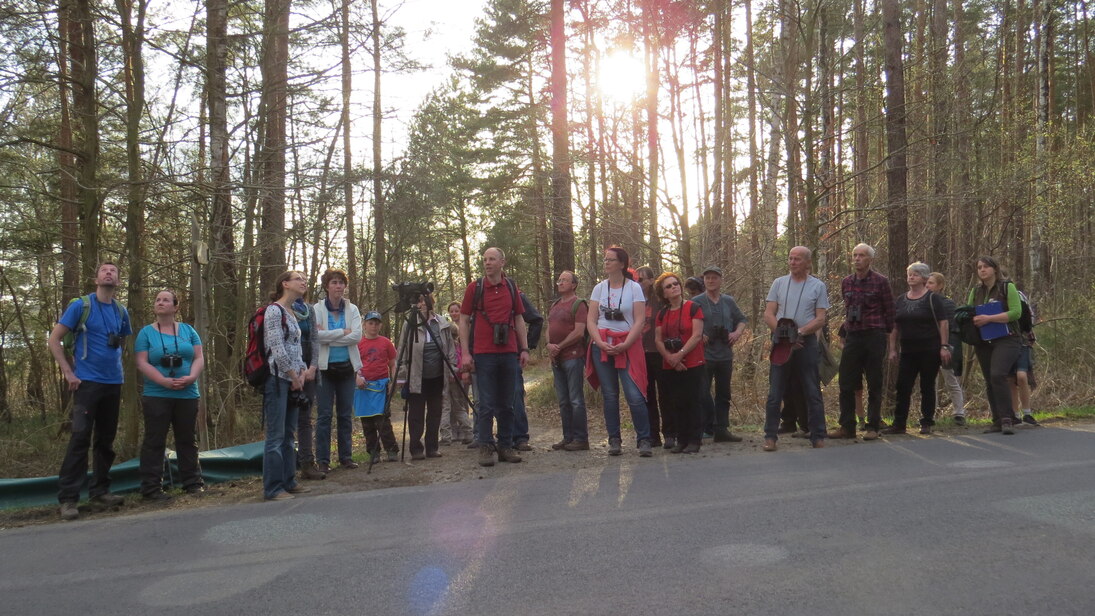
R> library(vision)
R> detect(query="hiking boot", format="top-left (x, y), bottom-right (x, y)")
top-left (478, 445), bottom-right (496, 467)
top-left (59, 502), bottom-right (79, 521)
top-left (638, 439), bottom-right (653, 457)
top-left (551, 439), bottom-right (570, 450)
top-left (863, 430), bottom-right (879, 441)
top-left (919, 425), bottom-right (933, 435)
top-left (514, 441), bottom-right (533, 452)
top-left (983, 424), bottom-right (1002, 434)
top-left (340, 459), bottom-right (359, 469)
top-left (762, 439), bottom-right (778, 452)
top-left (497, 448), bottom-right (523, 463)
top-left (953, 415), bottom-right (967, 426)
top-left (682, 442), bottom-right (701, 454)
top-left (142, 491), bottom-right (172, 502)
top-left (563, 440), bottom-right (590, 451)
top-left (607, 437), bottom-right (622, 456)
top-left (318, 462), bottom-right (332, 474)
top-left (880, 426), bottom-right (907, 435)
top-left (1022, 414), bottom-right (1040, 426)
top-left (713, 429), bottom-right (742, 443)
top-left (91, 493), bottom-right (124, 508)
top-left (267, 491), bottom-right (294, 501)
top-left (387, 451), bottom-right (399, 462)
top-left (662, 437), bottom-right (677, 450)
top-left (300, 463), bottom-right (326, 480)
top-left (287, 484), bottom-right (311, 494)
top-left (828, 426), bottom-right (855, 439)
top-left (1001, 419), bottom-right (1015, 435)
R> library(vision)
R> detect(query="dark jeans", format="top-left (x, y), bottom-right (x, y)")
top-left (644, 352), bottom-right (665, 442)
top-left (408, 376), bottom-right (444, 455)
top-left (552, 357), bottom-right (588, 442)
top-left (892, 349), bottom-right (942, 428)
top-left (780, 368), bottom-right (808, 431)
top-left (360, 415), bottom-right (399, 453)
top-left (700, 359), bottom-right (733, 433)
top-left (57, 381), bottom-right (121, 503)
top-left (661, 365), bottom-right (705, 446)
top-left (296, 380), bottom-right (316, 465)
top-left (764, 335), bottom-right (826, 444)
top-left (838, 329), bottom-right (887, 432)
top-left (139, 396), bottom-right (202, 495)
top-left (975, 336), bottom-right (1022, 424)
top-left (473, 353), bottom-right (519, 448)
top-left (512, 367), bottom-right (530, 443)
top-left (316, 368), bottom-right (356, 464)
top-left (262, 377), bottom-right (299, 500)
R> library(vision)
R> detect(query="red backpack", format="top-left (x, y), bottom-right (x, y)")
top-left (242, 303), bottom-right (289, 388)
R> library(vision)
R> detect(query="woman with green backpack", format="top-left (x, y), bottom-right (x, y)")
top-left (968, 256), bottom-right (1024, 435)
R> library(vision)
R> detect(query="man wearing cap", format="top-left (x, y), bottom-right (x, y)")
top-left (690, 266), bottom-right (748, 442)
top-left (761, 247), bottom-right (829, 451)
top-left (833, 243), bottom-right (895, 441)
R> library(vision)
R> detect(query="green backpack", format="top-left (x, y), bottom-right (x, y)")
top-left (63, 294), bottom-right (127, 360)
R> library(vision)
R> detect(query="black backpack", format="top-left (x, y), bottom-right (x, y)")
top-left (519, 292), bottom-right (544, 349)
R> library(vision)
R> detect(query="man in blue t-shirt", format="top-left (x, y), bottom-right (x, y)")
top-left (47, 262), bottom-right (133, 521)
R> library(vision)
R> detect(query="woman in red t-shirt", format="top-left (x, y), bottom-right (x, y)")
top-left (654, 272), bottom-right (706, 453)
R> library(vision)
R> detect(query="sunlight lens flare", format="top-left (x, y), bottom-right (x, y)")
top-left (598, 50), bottom-right (647, 105)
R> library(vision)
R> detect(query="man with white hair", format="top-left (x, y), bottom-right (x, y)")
top-left (834, 243), bottom-right (895, 441)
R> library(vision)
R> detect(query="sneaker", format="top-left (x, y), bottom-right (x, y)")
top-left (563, 440), bottom-right (590, 451)
top-left (318, 462), bottom-right (332, 474)
top-left (142, 491), bottom-right (172, 502)
top-left (387, 451), bottom-right (399, 462)
top-left (662, 437), bottom-right (677, 450)
top-left (713, 429), bottom-right (743, 443)
top-left (762, 439), bottom-right (778, 452)
top-left (1022, 414), bottom-right (1040, 426)
top-left (267, 491), bottom-right (294, 501)
top-left (478, 445), bottom-right (495, 467)
top-left (638, 439), bottom-right (653, 457)
top-left (497, 448), bottom-right (523, 463)
top-left (514, 441), bottom-right (533, 452)
top-left (863, 430), bottom-right (879, 441)
top-left (607, 437), bottom-right (622, 456)
top-left (287, 484), bottom-right (312, 494)
top-left (1001, 419), bottom-right (1015, 435)
top-left (340, 459), bottom-right (359, 469)
top-left (919, 425), bottom-right (932, 435)
top-left (682, 442), bottom-right (701, 454)
top-left (551, 439), bottom-right (570, 450)
top-left (953, 415), bottom-right (967, 426)
top-left (300, 463), bottom-right (326, 480)
top-left (880, 426), bottom-right (907, 435)
top-left (59, 502), bottom-right (79, 521)
top-left (91, 493), bottom-right (124, 507)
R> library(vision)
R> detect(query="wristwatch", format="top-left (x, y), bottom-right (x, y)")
top-left (941, 344), bottom-right (953, 351)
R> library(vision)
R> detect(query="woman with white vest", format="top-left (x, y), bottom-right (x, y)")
top-left (312, 268), bottom-right (363, 472)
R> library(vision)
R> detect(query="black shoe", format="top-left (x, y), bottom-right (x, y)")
top-left (663, 437), bottom-right (677, 450)
top-left (880, 426), bottom-right (907, 435)
top-left (983, 424), bottom-right (1002, 434)
top-left (713, 429), bottom-right (743, 443)
top-left (143, 491), bottom-right (172, 502)
top-left (1001, 419), bottom-right (1015, 435)
top-left (953, 416), bottom-right (967, 426)
top-left (1022, 414), bottom-right (1040, 426)
top-left (919, 425), bottom-right (932, 435)
top-left (91, 493), bottom-right (125, 507)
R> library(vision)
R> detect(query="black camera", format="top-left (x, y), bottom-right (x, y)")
top-left (663, 337), bottom-right (684, 352)
top-left (392, 281), bottom-right (435, 312)
top-left (160, 354), bottom-right (183, 369)
top-left (603, 307), bottom-right (626, 321)
top-left (492, 323), bottom-right (510, 346)
top-left (106, 333), bottom-right (122, 349)
top-left (288, 390), bottom-right (311, 407)
top-left (847, 304), bottom-right (862, 323)
top-left (773, 319), bottom-right (800, 345)
top-left (710, 325), bottom-right (728, 343)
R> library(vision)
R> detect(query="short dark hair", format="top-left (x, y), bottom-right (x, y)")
top-left (321, 268), bottom-right (348, 291)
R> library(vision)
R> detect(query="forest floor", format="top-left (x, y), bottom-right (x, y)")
top-left (2, 361), bottom-right (1091, 529)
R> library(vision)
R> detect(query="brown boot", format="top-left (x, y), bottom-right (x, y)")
top-left (300, 462), bottom-right (326, 480)
top-left (497, 447), bottom-right (523, 463)
top-left (478, 445), bottom-right (496, 467)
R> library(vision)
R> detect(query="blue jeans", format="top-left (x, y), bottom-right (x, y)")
top-left (591, 353), bottom-right (651, 444)
top-left (263, 377), bottom-right (300, 499)
top-left (316, 368), bottom-right (356, 464)
top-left (473, 353), bottom-right (519, 448)
top-left (511, 367), bottom-right (530, 443)
top-left (552, 357), bottom-right (588, 442)
top-left (700, 359), bottom-right (733, 432)
top-left (763, 335), bottom-right (826, 444)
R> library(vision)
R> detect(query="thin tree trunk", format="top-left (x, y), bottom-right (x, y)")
top-left (342, 0), bottom-right (358, 302)
top-left (371, 0), bottom-right (388, 322)
top-left (56, 2), bottom-right (80, 304)
top-left (550, 0), bottom-right (575, 276)
top-left (882, 0), bottom-right (910, 294)
top-left (257, 0), bottom-right (290, 292)
top-left (643, 0), bottom-right (661, 270)
top-left (1030, 0), bottom-right (1053, 294)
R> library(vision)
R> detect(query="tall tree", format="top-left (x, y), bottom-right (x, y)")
top-left (882, 0), bottom-right (910, 293)
top-left (257, 0), bottom-right (291, 292)
top-left (549, 0), bottom-right (575, 275)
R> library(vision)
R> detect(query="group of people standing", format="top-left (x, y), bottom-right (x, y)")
top-left (48, 242), bottom-right (1041, 518)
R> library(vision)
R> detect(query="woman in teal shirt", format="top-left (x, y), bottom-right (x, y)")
top-left (135, 290), bottom-right (205, 499)
top-left (968, 256), bottom-right (1023, 434)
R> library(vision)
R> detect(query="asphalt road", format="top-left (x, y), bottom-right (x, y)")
top-left (3, 425), bottom-right (1094, 615)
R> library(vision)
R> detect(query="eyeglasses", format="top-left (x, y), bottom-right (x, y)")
top-left (663, 281), bottom-right (680, 288)
top-left (603, 258), bottom-right (619, 263)
top-left (290, 276), bottom-right (307, 282)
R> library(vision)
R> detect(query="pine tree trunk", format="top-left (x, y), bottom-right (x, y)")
top-left (882, 0), bottom-right (910, 294)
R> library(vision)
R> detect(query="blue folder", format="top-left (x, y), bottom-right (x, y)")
top-left (975, 301), bottom-right (1010, 341)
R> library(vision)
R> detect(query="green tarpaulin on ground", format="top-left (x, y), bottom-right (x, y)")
top-left (0, 442), bottom-right (264, 510)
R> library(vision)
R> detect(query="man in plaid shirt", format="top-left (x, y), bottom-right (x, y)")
top-left (832, 244), bottom-right (895, 440)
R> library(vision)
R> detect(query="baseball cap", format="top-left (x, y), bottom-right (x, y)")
top-left (702, 266), bottom-right (723, 277)
top-left (364, 311), bottom-right (382, 321)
